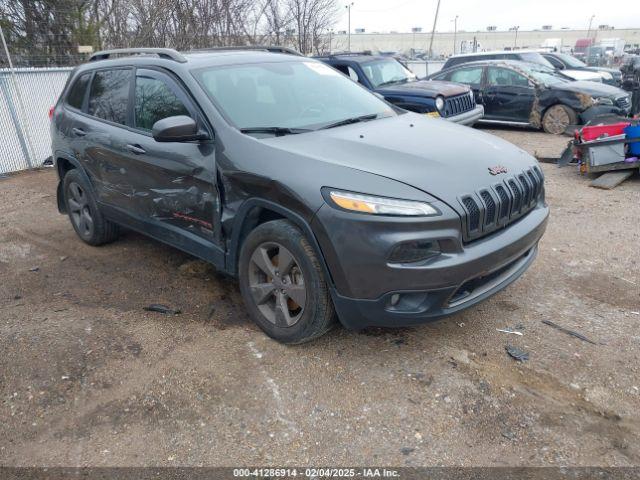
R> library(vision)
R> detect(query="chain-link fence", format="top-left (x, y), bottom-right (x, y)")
top-left (0, 67), bottom-right (72, 174)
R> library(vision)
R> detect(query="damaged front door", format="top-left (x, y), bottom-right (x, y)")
top-left (100, 68), bottom-right (220, 260)
top-left (483, 67), bottom-right (536, 123)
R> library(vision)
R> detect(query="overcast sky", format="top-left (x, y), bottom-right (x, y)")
top-left (334, 0), bottom-right (638, 33)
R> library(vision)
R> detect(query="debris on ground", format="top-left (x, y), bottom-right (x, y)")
top-left (496, 328), bottom-right (523, 336)
top-left (28, 266), bottom-right (39, 272)
top-left (541, 320), bottom-right (598, 345)
top-left (400, 447), bottom-right (415, 455)
top-left (178, 259), bottom-right (210, 277)
top-left (505, 345), bottom-right (529, 362)
top-left (143, 304), bottom-right (182, 315)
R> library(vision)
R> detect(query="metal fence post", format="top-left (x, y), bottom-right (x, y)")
top-left (0, 24), bottom-right (35, 168)
top-left (0, 75), bottom-right (32, 169)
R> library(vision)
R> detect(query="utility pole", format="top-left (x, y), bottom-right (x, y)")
top-left (328, 29), bottom-right (333, 54)
top-left (511, 25), bottom-right (520, 49)
top-left (586, 14), bottom-right (595, 39)
top-left (452, 15), bottom-right (458, 55)
top-left (346, 3), bottom-right (354, 52)
top-left (427, 0), bottom-right (441, 59)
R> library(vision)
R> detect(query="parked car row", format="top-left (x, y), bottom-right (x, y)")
top-left (314, 50), bottom-right (630, 135)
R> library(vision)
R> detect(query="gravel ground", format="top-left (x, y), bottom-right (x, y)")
top-left (1, 130), bottom-right (639, 467)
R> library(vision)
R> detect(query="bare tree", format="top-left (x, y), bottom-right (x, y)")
top-left (286, 0), bottom-right (338, 54)
top-left (0, 0), bottom-right (339, 66)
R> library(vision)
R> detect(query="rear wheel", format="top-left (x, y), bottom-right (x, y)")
top-left (542, 104), bottom-right (577, 135)
top-left (63, 169), bottom-right (119, 245)
top-left (238, 220), bottom-right (336, 344)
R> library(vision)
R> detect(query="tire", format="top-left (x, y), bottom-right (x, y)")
top-left (542, 104), bottom-right (577, 135)
top-left (63, 169), bottom-right (119, 246)
top-left (238, 219), bottom-right (336, 344)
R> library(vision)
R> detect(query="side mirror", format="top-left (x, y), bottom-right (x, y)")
top-left (152, 115), bottom-right (207, 142)
top-left (528, 79), bottom-right (536, 88)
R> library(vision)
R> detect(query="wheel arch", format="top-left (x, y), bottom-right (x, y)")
top-left (225, 199), bottom-right (335, 288)
top-left (54, 152), bottom-right (99, 214)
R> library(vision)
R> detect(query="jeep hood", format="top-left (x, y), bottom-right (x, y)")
top-left (552, 80), bottom-right (625, 98)
top-left (377, 79), bottom-right (469, 98)
top-left (263, 113), bottom-right (537, 211)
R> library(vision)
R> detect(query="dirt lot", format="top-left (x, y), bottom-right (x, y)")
top-left (1, 129), bottom-right (639, 467)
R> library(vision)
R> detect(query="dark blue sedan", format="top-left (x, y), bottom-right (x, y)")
top-left (315, 53), bottom-right (484, 126)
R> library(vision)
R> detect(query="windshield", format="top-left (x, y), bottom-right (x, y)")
top-left (519, 64), bottom-right (570, 86)
top-left (360, 58), bottom-right (417, 88)
top-left (555, 53), bottom-right (587, 68)
top-left (194, 61), bottom-right (394, 131)
top-left (518, 52), bottom-right (555, 69)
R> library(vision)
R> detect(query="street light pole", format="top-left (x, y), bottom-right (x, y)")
top-left (512, 25), bottom-right (519, 49)
top-left (452, 15), bottom-right (458, 55)
top-left (586, 14), bottom-right (595, 39)
top-left (346, 3), bottom-right (354, 52)
top-left (427, 0), bottom-right (441, 59)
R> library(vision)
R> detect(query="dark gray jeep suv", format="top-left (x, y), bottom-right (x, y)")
top-left (51, 47), bottom-right (549, 343)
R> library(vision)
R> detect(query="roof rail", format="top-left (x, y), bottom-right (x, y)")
top-left (89, 48), bottom-right (187, 63)
top-left (328, 51), bottom-right (373, 57)
top-left (190, 45), bottom-right (303, 56)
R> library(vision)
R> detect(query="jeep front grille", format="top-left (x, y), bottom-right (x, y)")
top-left (458, 166), bottom-right (544, 242)
top-left (442, 92), bottom-right (475, 117)
top-left (616, 95), bottom-right (631, 110)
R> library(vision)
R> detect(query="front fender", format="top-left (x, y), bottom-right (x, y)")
top-left (224, 198), bottom-right (334, 288)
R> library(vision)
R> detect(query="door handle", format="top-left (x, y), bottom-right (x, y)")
top-left (72, 127), bottom-right (86, 137)
top-left (125, 144), bottom-right (146, 155)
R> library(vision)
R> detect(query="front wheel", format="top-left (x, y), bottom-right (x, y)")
top-left (542, 104), bottom-right (577, 135)
top-left (238, 220), bottom-right (336, 344)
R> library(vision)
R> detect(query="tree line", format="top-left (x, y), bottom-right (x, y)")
top-left (0, 0), bottom-right (341, 66)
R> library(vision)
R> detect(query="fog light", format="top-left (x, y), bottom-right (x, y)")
top-left (388, 240), bottom-right (440, 264)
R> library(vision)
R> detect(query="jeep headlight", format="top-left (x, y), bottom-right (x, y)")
top-left (468, 90), bottom-right (474, 102)
top-left (593, 97), bottom-right (614, 106)
top-left (327, 190), bottom-right (439, 216)
top-left (435, 96), bottom-right (445, 111)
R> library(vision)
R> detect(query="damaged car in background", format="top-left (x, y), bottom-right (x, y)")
top-left (429, 60), bottom-right (632, 134)
top-left (315, 52), bottom-right (484, 126)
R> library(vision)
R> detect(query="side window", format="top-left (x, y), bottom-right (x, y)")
top-left (347, 66), bottom-right (360, 82)
top-left (134, 74), bottom-right (190, 131)
top-left (87, 69), bottom-right (132, 125)
top-left (487, 67), bottom-right (530, 88)
top-left (448, 67), bottom-right (483, 87)
top-left (545, 56), bottom-right (564, 69)
top-left (333, 64), bottom-right (361, 82)
top-left (66, 73), bottom-right (91, 110)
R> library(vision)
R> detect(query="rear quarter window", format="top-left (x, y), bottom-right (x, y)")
top-left (66, 73), bottom-right (91, 110)
top-left (87, 69), bottom-right (132, 125)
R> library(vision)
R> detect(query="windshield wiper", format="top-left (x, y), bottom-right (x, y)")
top-left (240, 126), bottom-right (311, 136)
top-left (318, 113), bottom-right (379, 130)
top-left (377, 77), bottom-right (410, 87)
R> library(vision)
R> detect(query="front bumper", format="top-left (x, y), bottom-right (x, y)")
top-left (581, 104), bottom-right (631, 123)
top-left (312, 202), bottom-right (549, 329)
top-left (445, 104), bottom-right (484, 126)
